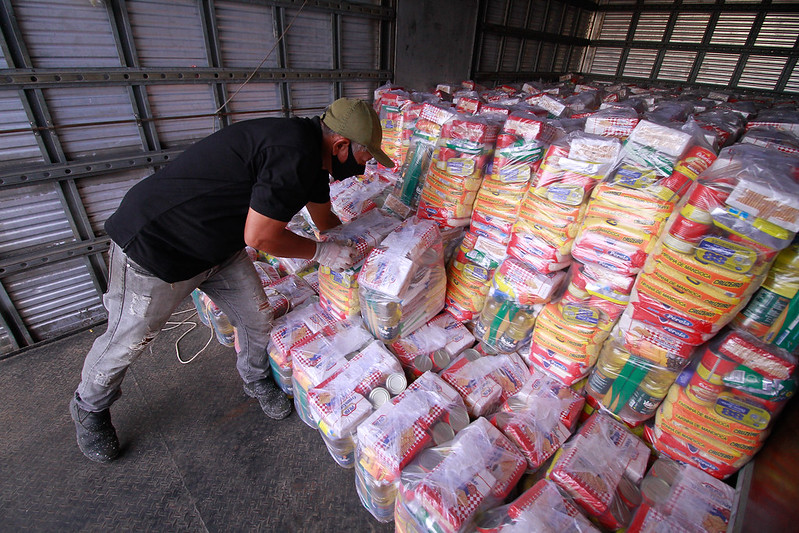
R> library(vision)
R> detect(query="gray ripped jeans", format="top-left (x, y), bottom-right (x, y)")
top-left (75, 242), bottom-right (272, 412)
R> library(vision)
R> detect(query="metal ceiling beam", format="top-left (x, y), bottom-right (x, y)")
top-left (0, 147), bottom-right (182, 189)
top-left (0, 67), bottom-right (391, 90)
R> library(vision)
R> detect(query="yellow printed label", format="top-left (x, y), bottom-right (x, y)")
top-left (695, 237), bottom-right (756, 274)
top-left (713, 392), bottom-right (771, 430)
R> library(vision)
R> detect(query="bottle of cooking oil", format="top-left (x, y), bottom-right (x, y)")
top-left (732, 243), bottom-right (799, 339)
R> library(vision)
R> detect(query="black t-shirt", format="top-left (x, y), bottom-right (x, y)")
top-left (105, 116), bottom-right (330, 282)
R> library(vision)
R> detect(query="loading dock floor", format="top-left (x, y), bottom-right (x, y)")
top-left (0, 301), bottom-right (392, 532)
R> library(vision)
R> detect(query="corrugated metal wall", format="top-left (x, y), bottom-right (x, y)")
top-left (0, 0), bottom-right (393, 356)
top-left (473, 0), bottom-right (799, 95)
top-left (585, 0), bottom-right (799, 94)
top-left (472, 0), bottom-right (594, 84)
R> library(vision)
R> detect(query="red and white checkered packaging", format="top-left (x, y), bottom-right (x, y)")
top-left (267, 303), bottom-right (339, 369)
top-left (585, 115), bottom-right (640, 139)
top-left (308, 340), bottom-right (401, 417)
top-left (440, 352), bottom-right (529, 417)
top-left (494, 257), bottom-right (567, 305)
top-left (493, 371), bottom-right (585, 470)
top-left (400, 418), bottom-right (526, 533)
top-left (504, 478), bottom-right (599, 532)
top-left (388, 312), bottom-right (474, 367)
top-left (290, 317), bottom-right (375, 393)
top-left (549, 412), bottom-right (649, 520)
top-left (578, 411), bottom-right (650, 484)
top-left (356, 372), bottom-right (467, 483)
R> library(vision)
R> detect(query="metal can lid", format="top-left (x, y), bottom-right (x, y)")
top-left (432, 349), bottom-right (451, 370)
top-left (385, 372), bottom-right (408, 395)
top-left (431, 421), bottom-right (455, 445)
top-left (368, 387), bottom-right (391, 408)
top-left (662, 232), bottom-right (695, 254)
top-left (505, 396), bottom-right (528, 413)
top-left (416, 447), bottom-right (446, 472)
top-left (641, 475), bottom-right (672, 506)
top-left (413, 353), bottom-right (433, 373)
top-left (617, 475), bottom-right (643, 508)
top-left (447, 408), bottom-right (471, 432)
top-left (461, 348), bottom-right (482, 361)
top-left (651, 457), bottom-right (681, 485)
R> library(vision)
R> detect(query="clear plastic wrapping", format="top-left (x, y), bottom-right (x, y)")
top-left (650, 328), bottom-right (797, 479)
top-left (549, 412), bottom-right (650, 530)
top-left (490, 371), bottom-right (585, 471)
top-left (396, 102), bottom-right (457, 209)
top-left (630, 143), bottom-right (799, 364)
top-left (628, 458), bottom-right (735, 533)
top-left (445, 231), bottom-right (505, 321)
top-left (474, 257), bottom-right (566, 352)
top-left (388, 312), bottom-right (475, 378)
top-left (440, 351), bottom-right (529, 417)
top-left (354, 372), bottom-right (469, 523)
top-left (266, 302), bottom-right (339, 395)
top-left (569, 121), bottom-right (717, 308)
top-left (394, 418), bottom-right (526, 533)
top-left (508, 132), bottom-right (622, 273)
top-left (584, 106), bottom-right (640, 139)
top-left (329, 174), bottom-right (391, 224)
top-left (358, 217), bottom-right (446, 342)
top-left (417, 113), bottom-right (502, 228)
top-left (308, 340), bottom-right (404, 467)
top-left (473, 478), bottom-right (600, 532)
top-left (316, 209), bottom-right (402, 319)
top-left (584, 333), bottom-right (683, 425)
top-left (377, 89), bottom-right (413, 172)
top-left (469, 112), bottom-right (555, 245)
top-left (290, 317), bottom-right (375, 428)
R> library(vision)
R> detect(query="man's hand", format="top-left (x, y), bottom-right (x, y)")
top-left (313, 241), bottom-right (358, 270)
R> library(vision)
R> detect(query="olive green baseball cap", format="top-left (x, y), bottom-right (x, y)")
top-left (321, 97), bottom-right (393, 167)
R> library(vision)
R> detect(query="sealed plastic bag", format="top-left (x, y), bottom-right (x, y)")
top-left (394, 418), bottom-right (526, 533)
top-left (354, 371), bottom-right (469, 523)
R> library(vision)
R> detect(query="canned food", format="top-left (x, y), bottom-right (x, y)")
top-left (368, 387), bottom-right (391, 409)
top-left (432, 349), bottom-right (452, 371)
top-left (413, 353), bottom-right (434, 373)
top-left (640, 475), bottom-right (672, 507)
top-left (386, 372), bottom-right (408, 395)
top-left (651, 457), bottom-right (680, 485)
top-left (431, 421), bottom-right (455, 445)
top-left (461, 348), bottom-right (482, 361)
top-left (416, 447), bottom-right (447, 472)
top-left (447, 408), bottom-right (471, 432)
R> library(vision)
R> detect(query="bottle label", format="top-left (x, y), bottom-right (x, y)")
top-left (628, 388), bottom-right (662, 416)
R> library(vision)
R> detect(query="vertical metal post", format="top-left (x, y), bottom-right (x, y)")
top-left (201, 0), bottom-right (230, 130)
top-left (273, 5), bottom-right (291, 116)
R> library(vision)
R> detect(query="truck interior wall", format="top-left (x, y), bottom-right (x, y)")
top-left (393, 0), bottom-right (478, 91)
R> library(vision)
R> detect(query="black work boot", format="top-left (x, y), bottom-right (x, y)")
top-left (243, 378), bottom-right (292, 420)
top-left (69, 397), bottom-right (120, 463)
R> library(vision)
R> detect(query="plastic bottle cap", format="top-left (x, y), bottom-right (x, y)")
top-left (385, 373), bottom-right (408, 395)
top-left (368, 387), bottom-right (391, 408)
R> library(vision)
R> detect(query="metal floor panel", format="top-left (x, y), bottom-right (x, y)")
top-left (0, 305), bottom-right (393, 532)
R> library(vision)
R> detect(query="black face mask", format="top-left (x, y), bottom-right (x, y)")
top-left (330, 143), bottom-right (365, 181)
